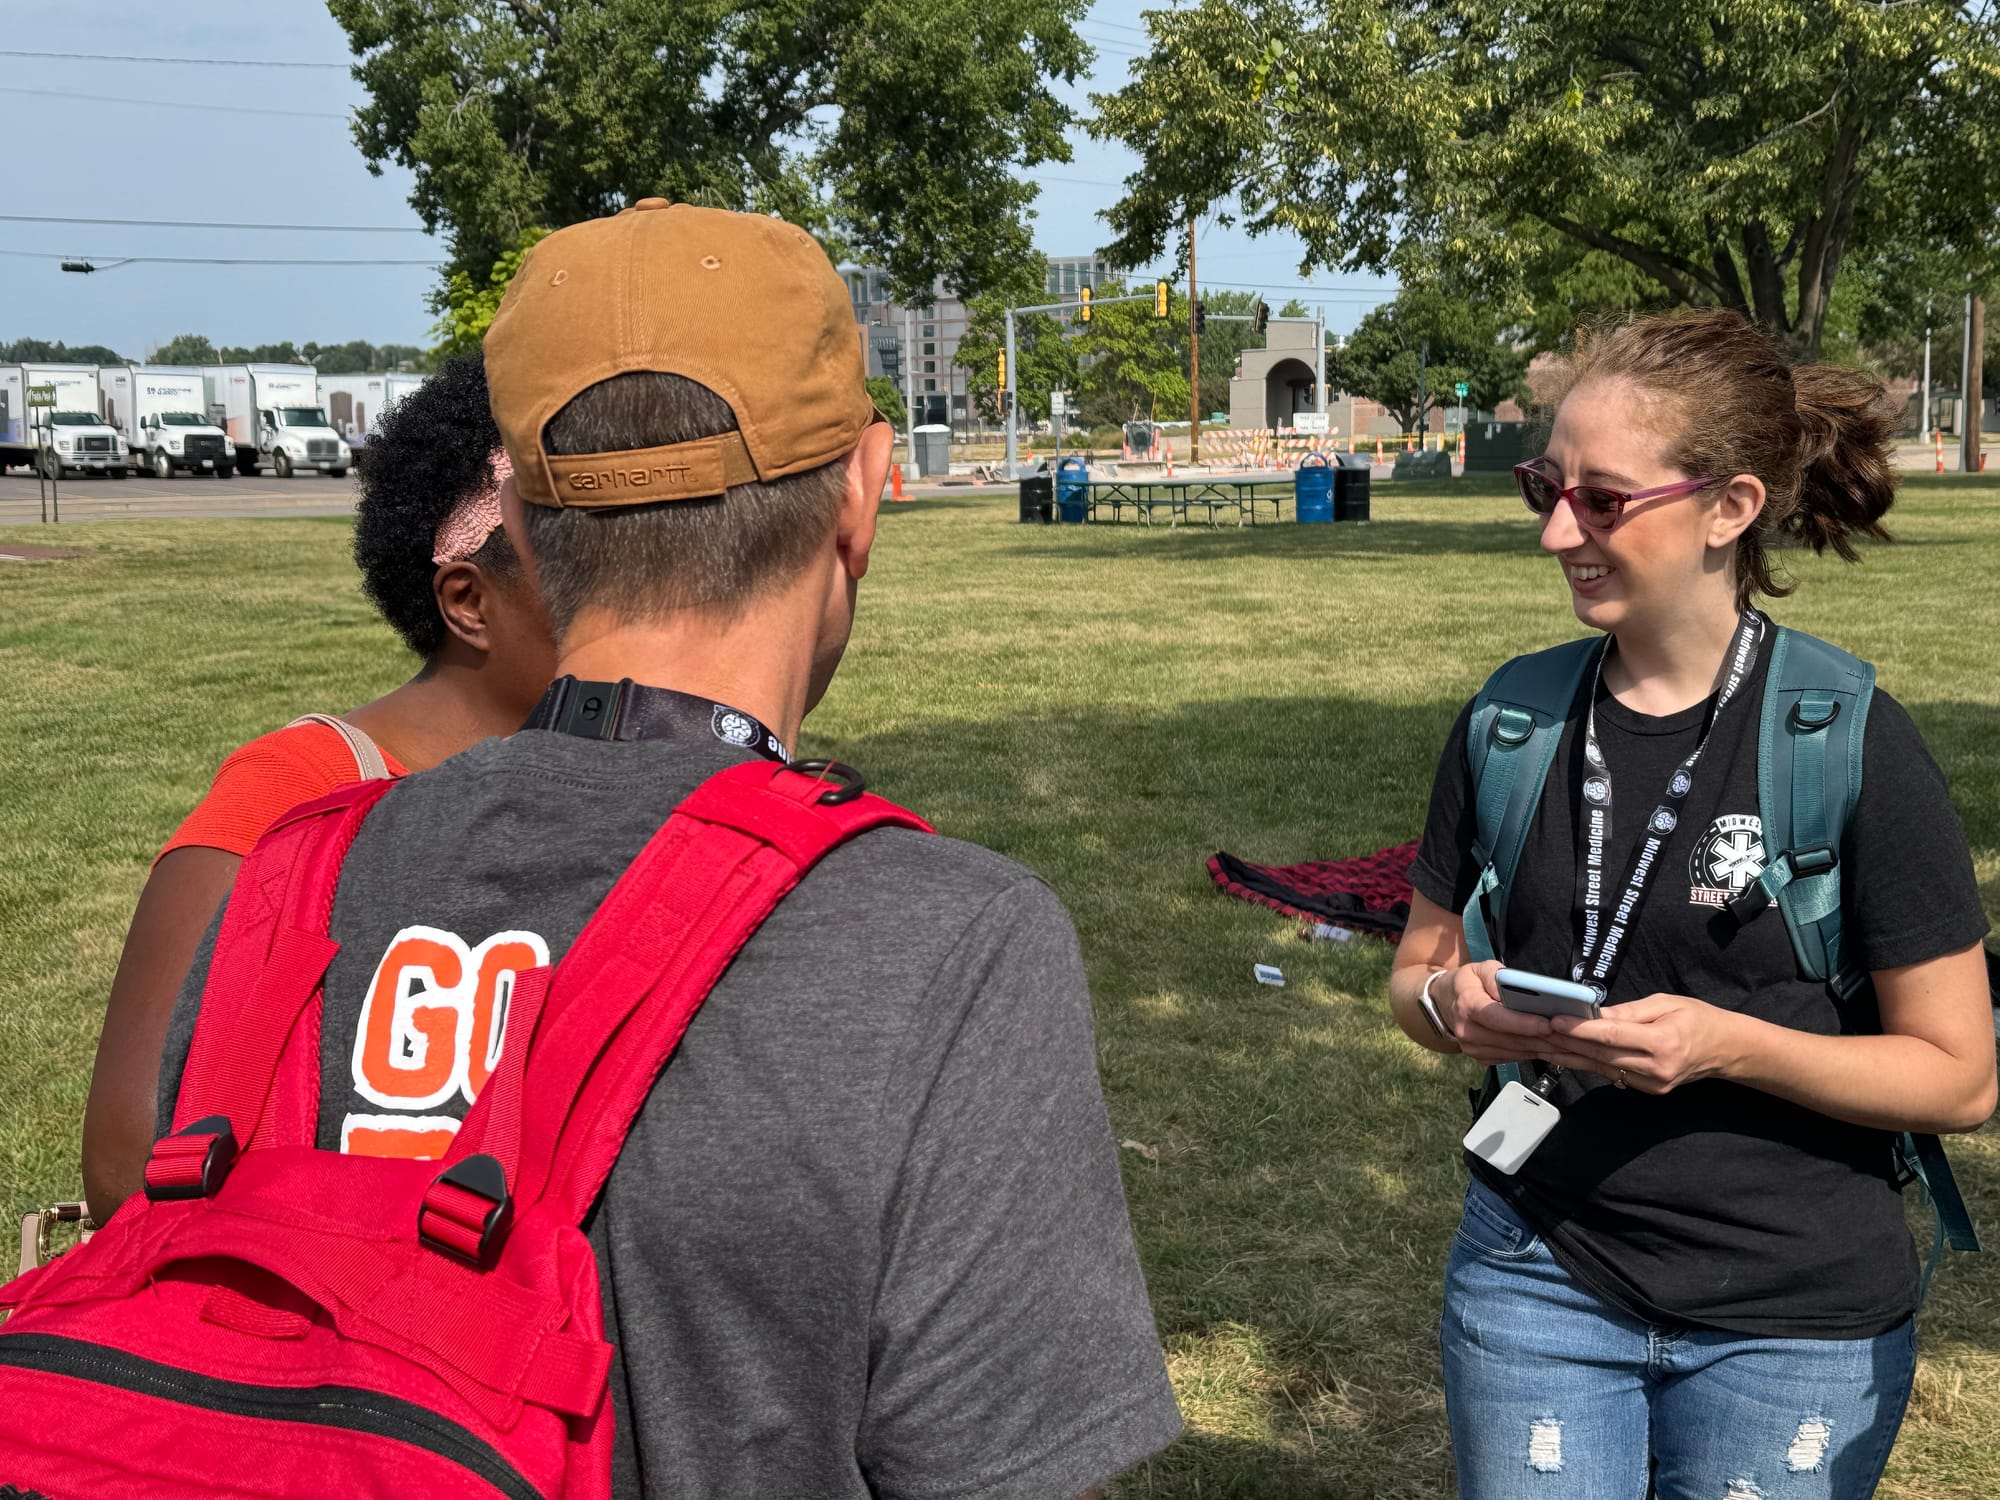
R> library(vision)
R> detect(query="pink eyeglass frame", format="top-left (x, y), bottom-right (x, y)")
top-left (1513, 460), bottom-right (1718, 533)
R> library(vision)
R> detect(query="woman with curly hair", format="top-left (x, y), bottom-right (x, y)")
top-left (79, 351), bottom-right (554, 1217)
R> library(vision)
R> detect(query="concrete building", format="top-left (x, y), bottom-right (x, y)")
top-left (841, 256), bottom-right (1127, 430)
top-left (841, 266), bottom-right (969, 428)
top-left (1228, 318), bottom-right (1328, 430)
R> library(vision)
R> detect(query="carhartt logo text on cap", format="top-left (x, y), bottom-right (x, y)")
top-left (568, 463), bottom-right (696, 493)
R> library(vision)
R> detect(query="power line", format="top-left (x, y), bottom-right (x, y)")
top-left (0, 248), bottom-right (441, 267)
top-left (0, 85), bottom-right (344, 120)
top-left (1, 49), bottom-right (346, 69)
top-left (0, 213), bottom-right (429, 234)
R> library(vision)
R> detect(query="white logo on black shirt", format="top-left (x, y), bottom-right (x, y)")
top-left (713, 708), bottom-right (757, 746)
top-left (1584, 777), bottom-right (1610, 805)
top-left (1688, 813), bottom-right (1766, 907)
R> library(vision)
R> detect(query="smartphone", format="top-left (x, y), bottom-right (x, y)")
top-left (1495, 967), bottom-right (1602, 1021)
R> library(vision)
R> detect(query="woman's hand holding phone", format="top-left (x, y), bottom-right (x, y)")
top-left (1442, 961), bottom-right (1562, 1066)
top-left (1546, 994), bottom-right (1741, 1094)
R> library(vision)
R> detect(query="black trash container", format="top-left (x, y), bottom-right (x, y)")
top-left (1018, 473), bottom-right (1054, 523)
top-left (1333, 462), bottom-right (1370, 522)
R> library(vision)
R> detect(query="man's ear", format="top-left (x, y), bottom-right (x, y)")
top-left (835, 422), bottom-right (893, 582)
top-left (433, 562), bottom-right (493, 653)
top-left (1708, 472), bottom-right (1766, 550)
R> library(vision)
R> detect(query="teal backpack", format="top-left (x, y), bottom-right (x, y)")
top-left (1461, 625), bottom-right (1979, 1297)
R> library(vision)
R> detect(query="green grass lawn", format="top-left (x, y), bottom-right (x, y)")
top-left (3, 476), bottom-right (1996, 1496)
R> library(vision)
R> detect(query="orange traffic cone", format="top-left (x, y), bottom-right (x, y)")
top-left (891, 464), bottom-right (907, 502)
top-left (1935, 428), bottom-right (1944, 474)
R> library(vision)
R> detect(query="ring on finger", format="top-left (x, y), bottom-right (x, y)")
top-left (1614, 1070), bottom-right (1627, 1089)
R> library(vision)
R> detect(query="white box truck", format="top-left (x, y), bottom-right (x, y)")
top-left (99, 365), bottom-right (234, 480)
top-left (0, 365), bottom-right (30, 472)
top-left (23, 364), bottom-right (128, 479)
top-left (320, 371), bottom-right (426, 444)
top-left (203, 363), bottom-right (351, 478)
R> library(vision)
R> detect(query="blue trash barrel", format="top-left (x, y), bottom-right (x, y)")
top-left (1055, 456), bottom-right (1091, 523)
top-left (1295, 451), bottom-right (1334, 523)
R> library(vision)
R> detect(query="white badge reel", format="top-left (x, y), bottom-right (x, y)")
top-left (1463, 1081), bottom-right (1561, 1175)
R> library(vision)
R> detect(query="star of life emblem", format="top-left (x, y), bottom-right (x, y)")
top-left (1688, 813), bottom-right (1766, 908)
top-left (1650, 808), bottom-right (1678, 834)
top-left (1669, 771), bottom-right (1692, 797)
top-left (712, 707), bottom-right (758, 746)
top-left (1584, 777), bottom-right (1610, 805)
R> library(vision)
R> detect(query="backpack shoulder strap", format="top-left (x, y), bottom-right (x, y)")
top-left (286, 713), bottom-right (393, 781)
top-left (418, 759), bottom-right (933, 1263)
top-left (1748, 628), bottom-right (1979, 1277)
top-left (1742, 626), bottom-right (1873, 995)
top-left (1460, 637), bottom-right (1598, 964)
top-left (151, 780), bottom-right (394, 1194)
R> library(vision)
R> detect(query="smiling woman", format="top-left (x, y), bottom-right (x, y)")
top-left (1387, 308), bottom-right (1994, 1499)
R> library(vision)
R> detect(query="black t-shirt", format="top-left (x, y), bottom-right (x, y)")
top-left (1411, 625), bottom-right (1989, 1338)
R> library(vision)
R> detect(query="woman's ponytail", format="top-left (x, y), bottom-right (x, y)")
top-left (1787, 362), bottom-right (1897, 564)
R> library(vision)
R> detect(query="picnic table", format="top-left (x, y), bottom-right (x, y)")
top-left (1074, 476), bottom-right (1295, 527)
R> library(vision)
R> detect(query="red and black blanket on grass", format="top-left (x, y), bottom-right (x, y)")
top-left (1206, 840), bottom-right (1420, 940)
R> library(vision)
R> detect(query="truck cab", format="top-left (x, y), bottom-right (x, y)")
top-left (36, 410), bottom-right (129, 480)
top-left (258, 403), bottom-right (350, 478)
top-left (140, 410), bottom-right (233, 478)
top-left (100, 365), bottom-right (233, 479)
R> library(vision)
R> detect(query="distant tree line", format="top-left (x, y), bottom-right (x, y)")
top-left (0, 336), bottom-right (428, 373)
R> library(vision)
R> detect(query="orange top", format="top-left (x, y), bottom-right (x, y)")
top-left (159, 720), bottom-right (409, 862)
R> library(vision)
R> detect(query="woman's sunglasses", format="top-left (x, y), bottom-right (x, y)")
top-left (1513, 461), bottom-right (1718, 535)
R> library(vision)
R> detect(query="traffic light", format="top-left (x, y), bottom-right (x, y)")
top-left (1154, 280), bottom-right (1169, 318)
top-left (1194, 299), bottom-right (1207, 335)
top-left (1254, 299), bottom-right (1269, 335)
top-left (1079, 285), bottom-right (1092, 323)
top-left (997, 349), bottom-right (1007, 388)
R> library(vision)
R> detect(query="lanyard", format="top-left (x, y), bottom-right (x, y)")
top-left (1569, 610), bottom-right (1764, 998)
top-left (523, 676), bottom-right (791, 764)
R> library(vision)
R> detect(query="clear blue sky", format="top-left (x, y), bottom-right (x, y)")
top-left (0, 2), bottom-right (1393, 357)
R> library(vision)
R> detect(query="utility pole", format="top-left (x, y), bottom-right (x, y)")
top-left (1187, 207), bottom-right (1200, 465)
top-left (1964, 293), bottom-right (1985, 477)
top-left (1920, 299), bottom-right (1931, 443)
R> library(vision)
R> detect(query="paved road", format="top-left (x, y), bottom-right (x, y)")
top-left (0, 471), bottom-right (358, 525)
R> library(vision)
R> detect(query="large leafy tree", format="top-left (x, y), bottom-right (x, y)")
top-left (1092, 0), bottom-right (2000, 357)
top-left (330, 0), bottom-right (1091, 306)
top-left (953, 256), bottom-right (1081, 424)
top-left (1075, 281), bottom-right (1188, 424)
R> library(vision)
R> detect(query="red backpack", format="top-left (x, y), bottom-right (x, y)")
top-left (0, 758), bottom-right (930, 1498)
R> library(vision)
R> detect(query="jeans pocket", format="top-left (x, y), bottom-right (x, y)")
top-left (1453, 1179), bottom-right (1544, 1261)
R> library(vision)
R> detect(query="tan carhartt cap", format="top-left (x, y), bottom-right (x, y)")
top-left (485, 199), bottom-right (875, 509)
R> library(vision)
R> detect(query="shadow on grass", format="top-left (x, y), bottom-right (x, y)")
top-left (810, 691), bottom-right (1476, 1496)
top-left (1003, 516), bottom-right (1534, 565)
top-left (804, 687), bottom-right (1998, 1498)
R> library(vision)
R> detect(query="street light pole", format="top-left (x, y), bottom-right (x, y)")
top-left (1961, 292), bottom-right (1975, 474)
top-left (1003, 307), bottom-right (1018, 477)
top-left (1920, 299), bottom-right (1931, 442)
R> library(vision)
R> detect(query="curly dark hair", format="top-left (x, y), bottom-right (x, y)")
top-left (351, 351), bottom-right (520, 657)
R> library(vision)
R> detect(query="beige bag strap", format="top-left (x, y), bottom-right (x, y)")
top-left (287, 713), bottom-right (392, 781)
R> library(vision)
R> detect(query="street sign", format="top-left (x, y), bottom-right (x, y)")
top-left (1293, 411), bottom-right (1330, 434)
top-left (1454, 381), bottom-right (1469, 399)
top-left (1050, 390), bottom-right (1068, 416)
top-left (26, 384), bottom-right (56, 408)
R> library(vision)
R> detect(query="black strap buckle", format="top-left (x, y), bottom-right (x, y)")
top-left (418, 1154), bottom-right (512, 1269)
top-left (1725, 881), bottom-right (1772, 925)
top-left (1788, 841), bottom-right (1838, 878)
top-left (143, 1114), bottom-right (241, 1202)
top-left (788, 759), bottom-right (868, 807)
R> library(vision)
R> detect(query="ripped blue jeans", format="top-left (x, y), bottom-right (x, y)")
top-left (1441, 1179), bottom-right (1916, 1500)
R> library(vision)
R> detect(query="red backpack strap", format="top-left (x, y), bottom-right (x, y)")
top-left (150, 780), bottom-right (394, 1198)
top-left (418, 760), bottom-right (931, 1263)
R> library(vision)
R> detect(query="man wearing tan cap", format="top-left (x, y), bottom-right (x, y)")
top-left (154, 201), bottom-right (1181, 1496)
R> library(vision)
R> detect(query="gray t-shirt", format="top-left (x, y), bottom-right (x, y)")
top-left (159, 730), bottom-right (1181, 1498)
